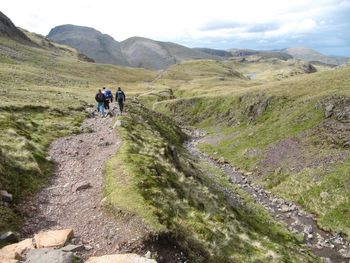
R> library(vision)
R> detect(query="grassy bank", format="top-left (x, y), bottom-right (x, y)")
top-left (104, 101), bottom-right (318, 262)
top-left (153, 66), bottom-right (350, 237)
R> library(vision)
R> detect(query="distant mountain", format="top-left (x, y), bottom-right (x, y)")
top-left (48, 25), bottom-right (128, 66)
top-left (0, 11), bottom-right (32, 44)
top-left (283, 47), bottom-right (349, 66)
top-left (194, 48), bottom-right (233, 58)
top-left (120, 37), bottom-right (218, 70)
top-left (48, 25), bottom-right (219, 70)
top-left (229, 49), bottom-right (293, 60)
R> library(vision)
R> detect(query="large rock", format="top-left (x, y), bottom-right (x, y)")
top-left (25, 248), bottom-right (73, 263)
top-left (85, 253), bottom-right (157, 263)
top-left (0, 249), bottom-right (20, 261)
top-left (0, 238), bottom-right (34, 258)
top-left (34, 229), bottom-right (73, 248)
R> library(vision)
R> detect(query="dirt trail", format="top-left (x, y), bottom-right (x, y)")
top-left (19, 114), bottom-right (148, 260)
top-left (185, 130), bottom-right (350, 263)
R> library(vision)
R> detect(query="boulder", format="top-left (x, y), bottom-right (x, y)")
top-left (0, 249), bottom-right (20, 260)
top-left (34, 229), bottom-right (73, 248)
top-left (25, 248), bottom-right (73, 263)
top-left (0, 238), bottom-right (34, 258)
top-left (85, 253), bottom-right (157, 263)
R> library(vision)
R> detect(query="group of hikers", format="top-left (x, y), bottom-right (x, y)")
top-left (95, 87), bottom-right (126, 117)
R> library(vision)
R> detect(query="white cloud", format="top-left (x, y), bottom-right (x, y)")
top-left (1, 0), bottom-right (349, 55)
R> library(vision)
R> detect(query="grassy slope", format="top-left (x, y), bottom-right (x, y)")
top-left (153, 64), bottom-right (350, 237)
top-left (106, 101), bottom-right (318, 262)
top-left (0, 35), bottom-right (156, 232)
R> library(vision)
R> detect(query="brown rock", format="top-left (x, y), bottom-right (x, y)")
top-left (34, 229), bottom-right (73, 248)
top-left (0, 238), bottom-right (34, 258)
top-left (85, 253), bottom-right (157, 263)
top-left (0, 249), bottom-right (20, 260)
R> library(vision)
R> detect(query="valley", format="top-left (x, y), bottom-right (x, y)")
top-left (1, 10), bottom-right (350, 263)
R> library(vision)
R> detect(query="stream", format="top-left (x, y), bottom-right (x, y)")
top-left (184, 129), bottom-right (350, 263)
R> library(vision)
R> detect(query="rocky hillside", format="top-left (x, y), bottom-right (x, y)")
top-left (48, 25), bottom-right (219, 70)
top-left (47, 25), bottom-right (129, 66)
top-left (284, 47), bottom-right (349, 66)
top-left (229, 48), bottom-right (293, 60)
top-left (0, 11), bottom-right (32, 44)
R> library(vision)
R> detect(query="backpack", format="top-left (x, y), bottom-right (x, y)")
top-left (117, 91), bottom-right (124, 101)
top-left (96, 93), bottom-right (104, 102)
top-left (105, 89), bottom-right (112, 98)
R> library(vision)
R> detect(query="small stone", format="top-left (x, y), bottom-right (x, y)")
top-left (72, 182), bottom-right (92, 192)
top-left (325, 104), bottom-right (334, 118)
top-left (320, 191), bottom-right (330, 199)
top-left (339, 248), bottom-right (350, 258)
top-left (218, 157), bottom-right (226, 164)
top-left (303, 225), bottom-right (313, 234)
top-left (84, 245), bottom-right (93, 251)
top-left (85, 254), bottom-right (157, 263)
top-left (145, 251), bottom-right (151, 259)
top-left (0, 232), bottom-right (18, 243)
top-left (61, 244), bottom-right (85, 252)
top-left (322, 257), bottom-right (332, 263)
top-left (0, 190), bottom-right (13, 203)
top-left (280, 204), bottom-right (290, 212)
top-left (113, 120), bottom-right (122, 129)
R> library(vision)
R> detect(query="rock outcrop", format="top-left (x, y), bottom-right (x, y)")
top-left (0, 11), bottom-right (32, 44)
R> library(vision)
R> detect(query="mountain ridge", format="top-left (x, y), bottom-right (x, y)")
top-left (48, 25), bottom-right (220, 70)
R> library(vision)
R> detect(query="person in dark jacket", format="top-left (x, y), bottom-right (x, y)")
top-left (95, 89), bottom-right (106, 117)
top-left (115, 87), bottom-right (126, 114)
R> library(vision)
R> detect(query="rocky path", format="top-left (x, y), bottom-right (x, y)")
top-left (18, 114), bottom-right (147, 260)
top-left (185, 130), bottom-right (350, 263)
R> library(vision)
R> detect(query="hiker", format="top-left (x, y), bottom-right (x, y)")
top-left (102, 87), bottom-right (113, 110)
top-left (95, 89), bottom-right (106, 116)
top-left (116, 87), bottom-right (126, 114)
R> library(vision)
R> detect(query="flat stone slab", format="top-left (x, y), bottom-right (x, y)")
top-left (25, 248), bottom-right (73, 263)
top-left (34, 229), bottom-right (73, 248)
top-left (85, 253), bottom-right (157, 263)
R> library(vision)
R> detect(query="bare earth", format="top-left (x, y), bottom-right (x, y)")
top-left (19, 115), bottom-right (148, 259)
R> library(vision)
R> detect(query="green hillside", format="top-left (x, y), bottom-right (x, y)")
top-left (1, 25), bottom-right (349, 262)
top-left (0, 34), bottom-right (156, 232)
top-left (153, 64), bottom-right (350, 238)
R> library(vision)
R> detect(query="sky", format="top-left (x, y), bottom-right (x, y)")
top-left (2, 0), bottom-right (350, 56)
